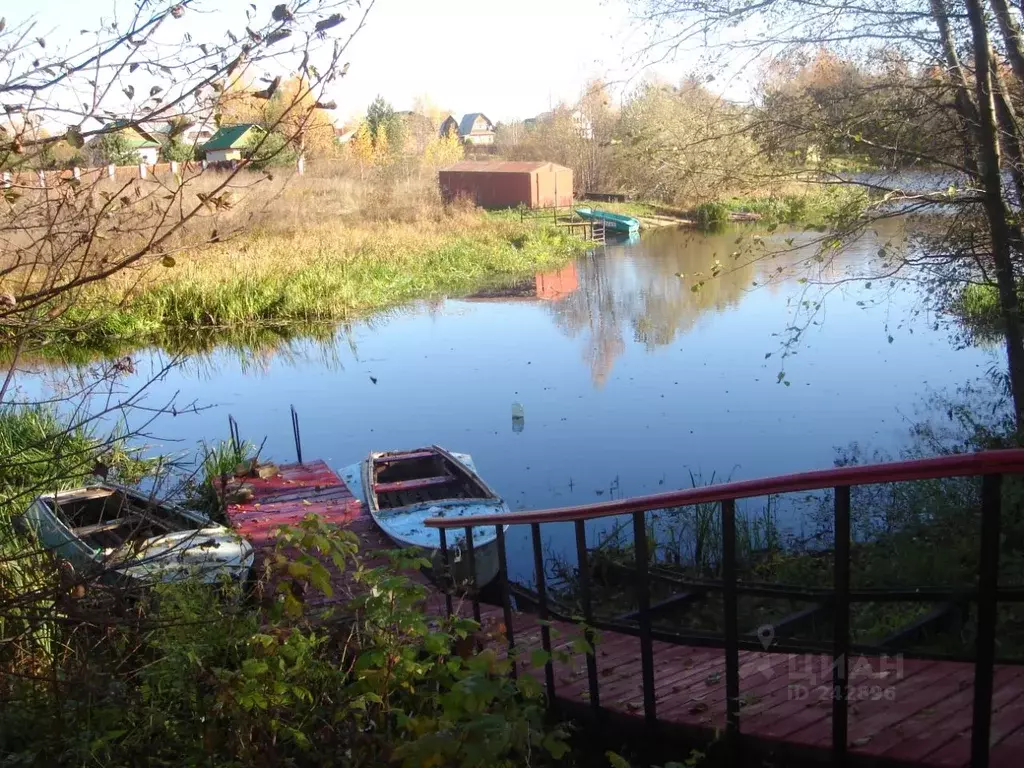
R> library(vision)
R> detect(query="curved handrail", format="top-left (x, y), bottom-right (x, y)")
top-left (424, 448), bottom-right (1024, 528)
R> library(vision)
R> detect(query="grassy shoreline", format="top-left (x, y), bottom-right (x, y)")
top-left (575, 184), bottom-right (868, 229)
top-left (14, 211), bottom-right (587, 355)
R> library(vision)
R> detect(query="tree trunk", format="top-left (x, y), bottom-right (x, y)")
top-left (930, 0), bottom-right (982, 178)
top-left (966, 0), bottom-right (1024, 429)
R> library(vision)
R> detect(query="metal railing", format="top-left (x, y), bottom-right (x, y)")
top-left (424, 449), bottom-right (1024, 767)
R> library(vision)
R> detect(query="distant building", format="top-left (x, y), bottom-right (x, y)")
top-left (438, 113), bottom-right (496, 146)
top-left (458, 113), bottom-right (495, 145)
top-left (99, 121), bottom-right (162, 164)
top-left (147, 116), bottom-right (216, 149)
top-left (525, 108), bottom-right (593, 140)
top-left (438, 160), bottom-right (573, 209)
top-left (201, 124), bottom-right (264, 163)
top-left (334, 124), bottom-right (358, 144)
top-left (439, 114), bottom-right (459, 138)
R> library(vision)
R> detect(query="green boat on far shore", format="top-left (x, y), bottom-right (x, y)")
top-left (574, 207), bottom-right (641, 235)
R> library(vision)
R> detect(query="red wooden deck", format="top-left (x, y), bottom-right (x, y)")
top-left (226, 461), bottom-right (1024, 767)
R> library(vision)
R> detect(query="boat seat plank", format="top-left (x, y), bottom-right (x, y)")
top-left (373, 450), bottom-right (436, 464)
top-left (74, 519), bottom-right (129, 536)
top-left (57, 488), bottom-right (116, 502)
top-left (374, 475), bottom-right (452, 494)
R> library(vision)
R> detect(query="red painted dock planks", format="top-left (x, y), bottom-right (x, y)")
top-left (228, 462), bottom-right (1024, 768)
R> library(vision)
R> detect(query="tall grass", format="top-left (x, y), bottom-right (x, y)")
top-left (194, 438), bottom-right (260, 521)
top-left (11, 173), bottom-right (587, 350)
top-left (0, 406), bottom-right (153, 665)
top-left (0, 407), bottom-right (102, 666)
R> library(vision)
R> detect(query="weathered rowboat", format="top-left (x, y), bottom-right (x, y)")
top-left (18, 485), bottom-right (254, 584)
top-left (574, 206), bottom-right (641, 235)
top-left (340, 446), bottom-right (509, 586)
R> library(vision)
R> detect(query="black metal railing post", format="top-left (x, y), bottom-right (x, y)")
top-left (575, 519), bottom-right (601, 715)
top-left (721, 498), bottom-right (741, 755)
top-left (632, 510), bottom-right (657, 726)
top-left (833, 486), bottom-right (851, 765)
top-left (972, 473), bottom-right (1002, 768)
top-left (464, 525), bottom-right (482, 628)
top-left (438, 527), bottom-right (453, 617)
top-left (532, 523), bottom-right (556, 706)
top-left (228, 414), bottom-right (241, 455)
top-left (496, 524), bottom-right (516, 680)
top-left (290, 405), bottom-right (302, 464)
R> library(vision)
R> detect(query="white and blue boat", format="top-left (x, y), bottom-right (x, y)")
top-left (340, 446), bottom-right (509, 586)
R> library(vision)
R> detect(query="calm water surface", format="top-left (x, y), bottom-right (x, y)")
top-left (21, 222), bottom-right (998, 579)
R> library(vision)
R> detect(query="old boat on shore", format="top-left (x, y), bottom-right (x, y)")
top-left (19, 485), bottom-right (254, 585)
top-left (340, 446), bottom-right (509, 586)
top-left (574, 206), bottom-right (641, 235)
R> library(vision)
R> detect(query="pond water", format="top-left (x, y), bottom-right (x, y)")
top-left (18, 220), bottom-right (999, 581)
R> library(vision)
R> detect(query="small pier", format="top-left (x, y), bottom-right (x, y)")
top-left (521, 205), bottom-right (606, 244)
top-left (225, 457), bottom-right (1024, 767)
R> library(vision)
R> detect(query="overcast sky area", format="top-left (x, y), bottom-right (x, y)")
top-left (16, 0), bottom-right (757, 125)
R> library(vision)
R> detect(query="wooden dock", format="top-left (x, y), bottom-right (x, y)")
top-left (226, 460), bottom-right (1024, 767)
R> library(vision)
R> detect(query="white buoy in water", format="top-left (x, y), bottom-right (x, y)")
top-left (511, 402), bottom-right (525, 433)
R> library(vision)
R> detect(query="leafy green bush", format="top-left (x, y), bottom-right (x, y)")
top-left (161, 137), bottom-right (196, 163)
top-left (693, 201), bottom-right (729, 228)
top-left (96, 132), bottom-right (141, 166)
top-left (1, 513), bottom-right (570, 767)
top-left (245, 130), bottom-right (298, 170)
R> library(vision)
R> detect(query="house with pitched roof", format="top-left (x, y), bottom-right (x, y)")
top-left (201, 123), bottom-right (265, 163)
top-left (438, 113), bottom-right (495, 146)
top-left (98, 121), bottom-right (162, 164)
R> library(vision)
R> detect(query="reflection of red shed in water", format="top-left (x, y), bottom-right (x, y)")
top-left (438, 160), bottom-right (573, 209)
top-left (535, 263), bottom-right (578, 299)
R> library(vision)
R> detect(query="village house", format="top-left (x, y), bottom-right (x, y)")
top-left (201, 124), bottom-right (265, 163)
top-left (99, 121), bottom-right (162, 164)
top-left (439, 113), bottom-right (496, 146)
top-left (147, 116), bottom-right (216, 149)
top-left (524, 107), bottom-right (594, 140)
top-left (334, 124), bottom-right (358, 144)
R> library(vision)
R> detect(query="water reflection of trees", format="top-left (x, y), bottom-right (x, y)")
top-left (547, 225), bottom-right (885, 386)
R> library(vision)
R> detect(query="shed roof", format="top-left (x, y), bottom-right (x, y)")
top-left (458, 113), bottom-right (493, 136)
top-left (202, 123), bottom-right (263, 151)
top-left (440, 160), bottom-right (571, 173)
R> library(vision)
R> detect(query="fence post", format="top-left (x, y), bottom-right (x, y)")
top-left (722, 498), bottom-right (741, 758)
top-left (107, 164), bottom-right (115, 178)
top-left (297, 155), bottom-right (305, 175)
top-left (138, 162), bottom-right (147, 180)
top-left (37, 170), bottom-right (46, 188)
top-left (632, 510), bottom-right (657, 727)
top-left (1, 171), bottom-right (10, 188)
top-left (169, 160), bottom-right (178, 176)
top-left (833, 486), bottom-right (852, 766)
top-left (72, 166), bottom-right (81, 181)
top-left (971, 473), bottom-right (1003, 768)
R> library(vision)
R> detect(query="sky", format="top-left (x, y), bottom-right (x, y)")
top-left (15, 0), bottom-right (689, 126)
